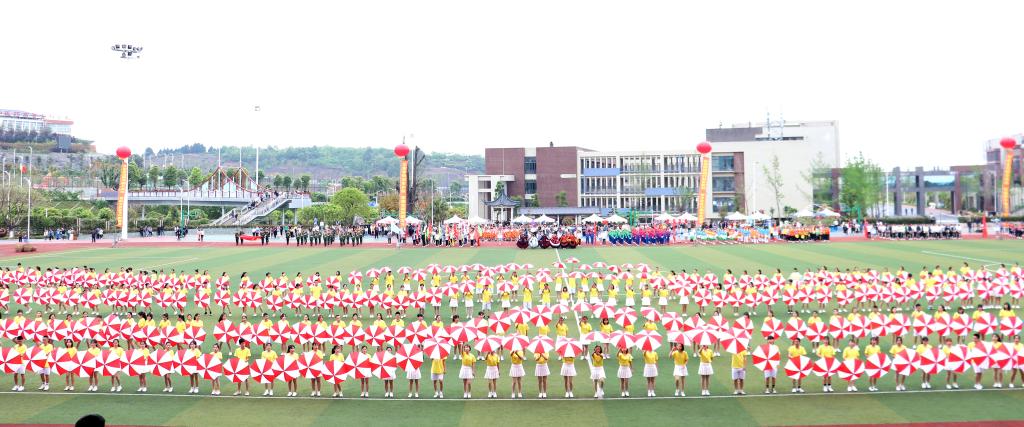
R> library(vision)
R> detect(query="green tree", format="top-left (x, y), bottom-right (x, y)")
top-left (127, 161), bottom-right (143, 189)
top-left (762, 154), bottom-right (784, 216)
top-left (555, 191), bottom-right (568, 207)
top-left (449, 181), bottom-right (462, 199)
top-left (148, 166), bottom-right (160, 189)
top-left (310, 192), bottom-right (328, 202)
top-left (273, 175), bottom-right (283, 188)
top-left (163, 165), bottom-right (179, 188)
top-left (802, 152), bottom-right (834, 206)
top-left (97, 207), bottom-right (114, 220)
top-left (330, 187), bottom-right (373, 225)
top-left (494, 181), bottom-right (506, 196)
top-left (188, 167), bottom-right (204, 188)
top-left (282, 175), bottom-right (292, 190)
top-left (299, 174), bottom-right (311, 192)
top-left (839, 152), bottom-right (884, 218)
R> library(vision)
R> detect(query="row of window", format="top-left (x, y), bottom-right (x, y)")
top-left (580, 195), bottom-right (698, 213)
top-left (578, 154), bottom-right (737, 174)
top-left (579, 175), bottom-right (731, 194)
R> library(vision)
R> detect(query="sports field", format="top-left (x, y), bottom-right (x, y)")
top-left (1, 240), bottom-right (1022, 427)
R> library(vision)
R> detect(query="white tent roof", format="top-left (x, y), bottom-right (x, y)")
top-left (443, 215), bottom-right (465, 224)
top-left (581, 214), bottom-right (603, 223)
top-left (376, 216), bottom-right (398, 225)
top-left (653, 213), bottom-right (675, 222)
top-left (748, 212), bottom-right (771, 221)
top-left (467, 216), bottom-right (490, 225)
top-left (676, 213), bottom-right (698, 222)
top-left (511, 215), bottom-right (533, 224)
top-left (534, 214), bottom-right (556, 224)
top-left (817, 208), bottom-right (841, 217)
top-left (792, 209), bottom-right (815, 218)
top-left (404, 216), bottom-right (423, 225)
top-left (605, 214), bottom-right (627, 224)
top-left (724, 212), bottom-right (748, 221)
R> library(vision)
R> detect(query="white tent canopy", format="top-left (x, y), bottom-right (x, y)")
top-left (443, 215), bottom-right (465, 224)
top-left (653, 213), bottom-right (675, 222)
top-left (748, 212), bottom-right (771, 221)
top-left (817, 208), bottom-right (841, 217)
top-left (605, 214), bottom-right (627, 224)
top-left (534, 214), bottom-right (556, 224)
top-left (581, 214), bottom-right (603, 223)
top-left (676, 213), bottom-right (698, 222)
top-left (376, 216), bottom-right (398, 225)
top-left (724, 212), bottom-right (748, 221)
top-left (467, 216), bottom-right (490, 225)
top-left (511, 215), bottom-right (533, 224)
top-left (792, 209), bottom-right (815, 218)
top-left (404, 216), bottom-right (423, 225)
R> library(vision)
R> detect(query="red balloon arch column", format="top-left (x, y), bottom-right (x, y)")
top-left (394, 144), bottom-right (410, 230)
top-left (999, 137), bottom-right (1017, 217)
top-left (115, 146), bottom-right (132, 240)
top-left (695, 141), bottom-right (712, 225)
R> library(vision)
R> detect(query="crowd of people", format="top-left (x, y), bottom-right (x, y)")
top-left (871, 224), bottom-right (963, 240)
top-left (1, 260), bottom-right (1023, 398)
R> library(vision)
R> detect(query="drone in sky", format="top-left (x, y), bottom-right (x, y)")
top-left (111, 44), bottom-right (143, 59)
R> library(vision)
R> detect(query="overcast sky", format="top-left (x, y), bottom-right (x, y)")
top-left (3, 1), bottom-right (1022, 168)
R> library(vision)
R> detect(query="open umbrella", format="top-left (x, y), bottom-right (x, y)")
top-left (891, 349), bottom-right (920, 376)
top-left (944, 344), bottom-right (970, 374)
top-left (370, 350), bottom-right (398, 379)
top-left (274, 355), bottom-right (300, 383)
top-left (812, 357), bottom-right (840, 377)
top-left (837, 358), bottom-right (865, 382)
top-left (250, 358), bottom-right (278, 384)
top-left (719, 331), bottom-right (749, 354)
top-left (527, 336), bottom-right (555, 354)
top-left (49, 348), bottom-right (76, 376)
top-left (196, 353), bottom-right (223, 381)
top-left (785, 355), bottom-right (812, 380)
top-left (474, 335), bottom-right (504, 353)
top-left (122, 349), bottom-right (154, 377)
top-left (297, 351), bottom-right (324, 379)
top-left (221, 357), bottom-right (250, 383)
top-left (151, 349), bottom-right (176, 377)
top-left (342, 351), bottom-right (373, 380)
top-left (96, 350), bottom-right (123, 377)
top-left (864, 353), bottom-right (891, 379)
top-left (555, 338), bottom-right (583, 358)
top-left (751, 344), bottom-right (781, 371)
top-left (633, 330), bottom-right (663, 352)
top-left (422, 338), bottom-right (452, 360)
top-left (396, 344), bottom-right (424, 372)
top-left (916, 347), bottom-right (945, 375)
top-left (175, 349), bottom-right (200, 376)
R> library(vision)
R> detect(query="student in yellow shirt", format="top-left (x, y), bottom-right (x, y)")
top-left (231, 340), bottom-right (252, 396)
top-left (61, 339), bottom-right (78, 391)
top-left (762, 336), bottom-right (780, 394)
top-left (86, 339), bottom-right (101, 392)
top-left (483, 350), bottom-right (501, 398)
top-left (208, 343), bottom-right (224, 396)
top-left (670, 343), bottom-right (689, 396)
top-left (616, 347), bottom-right (633, 397)
top-left (11, 336), bottom-right (28, 391)
top-left (1008, 336), bottom-right (1023, 388)
top-left (579, 316), bottom-right (594, 356)
top-left (327, 345), bottom-right (345, 398)
top-left (37, 336), bottom-right (53, 391)
top-left (731, 349), bottom-right (748, 395)
top-left (915, 337), bottom-right (935, 389)
top-left (600, 318), bottom-right (614, 356)
top-left (555, 318), bottom-right (569, 338)
top-left (864, 337), bottom-right (882, 391)
top-left (260, 343), bottom-right (278, 396)
top-left (842, 339), bottom-right (861, 392)
top-left (535, 350), bottom-right (550, 398)
top-left (816, 337), bottom-right (836, 393)
top-left (890, 336), bottom-right (908, 391)
top-left (642, 349), bottom-right (659, 397)
top-left (698, 345), bottom-right (715, 396)
top-left (458, 344), bottom-right (476, 399)
top-left (561, 348), bottom-right (578, 398)
top-left (788, 338), bottom-right (807, 393)
top-left (509, 349), bottom-right (526, 399)
top-left (589, 346), bottom-right (606, 398)
top-left (430, 356), bottom-right (446, 399)
top-left (186, 341), bottom-right (203, 394)
top-left (107, 339), bottom-right (126, 393)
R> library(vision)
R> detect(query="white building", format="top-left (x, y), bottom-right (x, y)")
top-left (0, 109), bottom-right (74, 134)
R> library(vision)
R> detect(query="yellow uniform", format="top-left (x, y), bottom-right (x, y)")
top-left (731, 350), bottom-right (747, 369)
top-left (842, 346), bottom-right (860, 361)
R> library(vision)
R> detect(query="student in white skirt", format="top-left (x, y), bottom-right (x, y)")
top-left (534, 351), bottom-right (551, 398)
top-left (458, 344), bottom-right (476, 399)
top-left (698, 345), bottom-right (715, 396)
top-left (616, 347), bottom-right (633, 397)
top-left (406, 349), bottom-right (422, 398)
top-left (640, 285), bottom-right (652, 308)
top-left (589, 346), bottom-right (606, 398)
top-left (449, 293), bottom-right (459, 315)
top-left (509, 350), bottom-right (526, 398)
top-left (10, 336), bottom-right (27, 391)
top-left (642, 349), bottom-right (659, 397)
top-left (670, 343), bottom-right (689, 396)
top-left (561, 351), bottom-right (577, 398)
top-left (484, 350), bottom-right (501, 398)
top-left (463, 292), bottom-right (475, 318)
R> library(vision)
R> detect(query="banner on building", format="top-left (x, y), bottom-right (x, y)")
top-left (1003, 150), bottom-right (1014, 216)
top-left (115, 159), bottom-right (128, 229)
top-left (696, 154), bottom-right (711, 224)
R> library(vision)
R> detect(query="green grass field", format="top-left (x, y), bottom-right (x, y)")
top-left (1, 240), bottom-right (1023, 427)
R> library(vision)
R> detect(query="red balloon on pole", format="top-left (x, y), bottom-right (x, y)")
top-left (1000, 137), bottom-right (1017, 150)
top-left (696, 141), bottom-right (712, 155)
top-left (394, 144), bottom-right (410, 158)
top-left (116, 146), bottom-right (132, 160)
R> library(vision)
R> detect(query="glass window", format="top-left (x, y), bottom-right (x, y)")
top-left (712, 176), bottom-right (735, 192)
top-left (713, 196), bottom-right (736, 212)
top-left (524, 157), bottom-right (537, 174)
top-left (525, 179), bottom-right (537, 194)
top-left (711, 155), bottom-right (734, 172)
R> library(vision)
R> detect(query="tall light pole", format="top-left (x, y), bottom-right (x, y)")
top-left (115, 146), bottom-right (132, 240)
top-left (23, 177), bottom-right (31, 242)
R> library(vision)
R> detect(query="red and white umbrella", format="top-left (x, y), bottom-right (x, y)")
top-left (785, 355), bottom-right (812, 380)
top-left (175, 349), bottom-right (200, 376)
top-left (607, 330), bottom-right (636, 350)
top-left (640, 307), bottom-right (662, 322)
top-left (751, 344), bottom-right (781, 371)
top-left (592, 304), bottom-right (615, 320)
top-left (891, 349), bottom-right (920, 376)
top-left (221, 357), bottom-right (250, 383)
top-left (122, 349), bottom-right (154, 376)
top-left (274, 355), bottom-right (300, 382)
top-left (972, 312), bottom-right (996, 336)
top-left (24, 346), bottom-right (48, 373)
top-left (761, 317), bottom-right (783, 339)
top-left (370, 350), bottom-right (398, 379)
top-left (396, 344), bottom-right (424, 372)
top-left (423, 338), bottom-right (452, 359)
top-left (687, 328), bottom-right (719, 346)
top-left (916, 347), bottom-right (945, 375)
top-left (404, 322), bottom-right (431, 346)
top-left (474, 335), bottom-right (504, 353)
top-left (0, 347), bottom-right (24, 374)
top-left (812, 357), bottom-right (840, 377)
top-left (661, 312), bottom-right (685, 331)
top-left (990, 342), bottom-right (1014, 370)
top-left (96, 350), bottom-right (123, 377)
top-left (297, 351), bottom-right (324, 379)
top-left (634, 330), bottom-right (663, 352)
top-left (555, 338), bottom-right (583, 358)
top-left (183, 325), bottom-right (207, 345)
top-left (196, 354), bottom-right (223, 380)
top-left (72, 350), bottom-right (97, 378)
top-left (320, 360), bottom-right (346, 385)
top-left (719, 331), bottom-right (749, 354)
top-left (783, 318), bottom-right (807, 341)
top-left (151, 349), bottom-right (176, 377)
top-left (944, 344), bottom-right (970, 374)
top-left (836, 358), bottom-right (864, 382)
top-left (999, 316), bottom-right (1023, 337)
top-left (49, 348), bottom-right (76, 376)
top-left (447, 323), bottom-right (480, 344)
top-left (249, 358), bottom-right (278, 384)
top-left (214, 321), bottom-right (237, 344)
top-left (341, 351), bottom-right (373, 380)
top-left (805, 321), bottom-right (828, 344)
top-left (527, 336), bottom-right (555, 354)
top-left (502, 335), bottom-right (530, 352)
top-left (864, 353), bottom-right (890, 379)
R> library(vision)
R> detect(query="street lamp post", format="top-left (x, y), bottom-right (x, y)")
top-left (23, 177), bottom-right (31, 242)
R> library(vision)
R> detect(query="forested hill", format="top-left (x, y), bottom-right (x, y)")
top-left (146, 145), bottom-right (483, 179)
